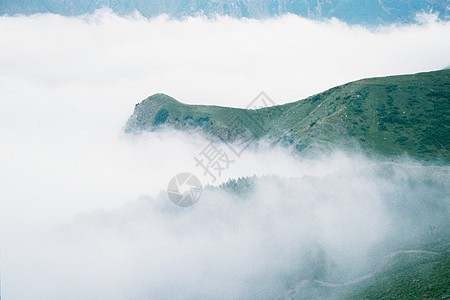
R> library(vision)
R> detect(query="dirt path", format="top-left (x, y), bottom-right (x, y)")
top-left (283, 249), bottom-right (448, 299)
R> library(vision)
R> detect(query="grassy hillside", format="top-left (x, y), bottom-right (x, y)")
top-left (126, 70), bottom-right (450, 161)
top-left (344, 251), bottom-right (449, 300)
top-left (286, 249), bottom-right (449, 300)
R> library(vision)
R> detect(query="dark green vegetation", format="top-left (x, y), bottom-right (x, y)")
top-left (341, 230), bottom-right (450, 300)
top-left (126, 69), bottom-right (450, 162)
top-left (217, 176), bottom-right (255, 195)
top-left (345, 251), bottom-right (449, 300)
top-left (288, 248), bottom-right (449, 300)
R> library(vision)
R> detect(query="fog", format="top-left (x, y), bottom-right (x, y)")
top-left (3, 150), bottom-right (448, 299)
top-left (0, 10), bottom-right (449, 299)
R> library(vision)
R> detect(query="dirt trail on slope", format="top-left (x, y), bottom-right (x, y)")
top-left (283, 249), bottom-right (448, 299)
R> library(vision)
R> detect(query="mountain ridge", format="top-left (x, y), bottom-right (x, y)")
top-left (126, 70), bottom-right (450, 162)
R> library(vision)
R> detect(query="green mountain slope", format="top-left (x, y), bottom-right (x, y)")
top-left (126, 70), bottom-right (450, 161)
top-left (344, 251), bottom-right (449, 300)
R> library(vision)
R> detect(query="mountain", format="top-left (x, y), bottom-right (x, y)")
top-left (1, 0), bottom-right (448, 25)
top-left (213, 174), bottom-right (449, 300)
top-left (126, 69), bottom-right (450, 162)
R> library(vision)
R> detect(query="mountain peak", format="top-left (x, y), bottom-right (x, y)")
top-left (143, 93), bottom-right (179, 104)
top-left (126, 70), bottom-right (450, 161)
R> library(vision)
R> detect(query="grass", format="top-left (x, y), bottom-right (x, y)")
top-left (344, 251), bottom-right (449, 300)
top-left (126, 70), bottom-right (450, 162)
top-left (126, 71), bottom-right (450, 298)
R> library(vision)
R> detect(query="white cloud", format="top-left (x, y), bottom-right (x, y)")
top-left (3, 153), bottom-right (448, 299)
top-left (0, 10), bottom-right (449, 299)
top-left (0, 10), bottom-right (449, 107)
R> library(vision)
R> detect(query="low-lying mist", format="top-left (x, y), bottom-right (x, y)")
top-left (0, 9), bottom-right (449, 300)
top-left (3, 144), bottom-right (449, 299)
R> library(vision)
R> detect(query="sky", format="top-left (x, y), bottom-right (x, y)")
top-left (1, 10), bottom-right (449, 108)
top-left (0, 9), bottom-right (449, 299)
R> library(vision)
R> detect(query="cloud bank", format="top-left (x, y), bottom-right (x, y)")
top-left (0, 10), bottom-right (449, 299)
top-left (4, 153), bottom-right (449, 299)
top-left (1, 10), bottom-right (449, 107)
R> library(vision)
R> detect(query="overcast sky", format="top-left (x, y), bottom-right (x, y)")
top-left (1, 10), bottom-right (449, 108)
